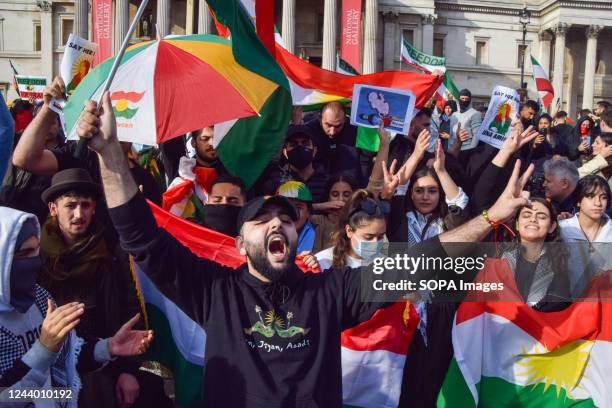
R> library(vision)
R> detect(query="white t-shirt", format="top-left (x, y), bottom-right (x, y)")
top-left (315, 247), bottom-right (365, 271)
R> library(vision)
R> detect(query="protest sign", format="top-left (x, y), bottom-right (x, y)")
top-left (50, 34), bottom-right (97, 115)
top-left (476, 86), bottom-right (521, 149)
top-left (350, 84), bottom-right (415, 135)
top-left (15, 75), bottom-right (47, 100)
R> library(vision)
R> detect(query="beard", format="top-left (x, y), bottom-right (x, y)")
top-left (245, 233), bottom-right (296, 282)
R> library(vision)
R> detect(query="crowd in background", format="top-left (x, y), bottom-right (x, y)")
top-left (1, 76), bottom-right (611, 407)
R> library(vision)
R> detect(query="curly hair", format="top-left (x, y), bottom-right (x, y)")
top-left (331, 189), bottom-right (386, 268)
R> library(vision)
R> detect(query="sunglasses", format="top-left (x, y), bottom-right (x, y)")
top-left (348, 198), bottom-right (390, 219)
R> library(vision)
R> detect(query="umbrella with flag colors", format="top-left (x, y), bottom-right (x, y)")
top-left (64, 33), bottom-right (292, 188)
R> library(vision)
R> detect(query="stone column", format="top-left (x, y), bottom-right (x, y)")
top-left (383, 12), bottom-right (397, 70)
top-left (582, 25), bottom-right (603, 109)
top-left (538, 30), bottom-right (552, 74)
top-left (198, 0), bottom-right (212, 34)
top-left (281, 0), bottom-right (296, 53)
top-left (157, 0), bottom-right (171, 38)
top-left (186, 0), bottom-right (195, 34)
top-left (421, 14), bottom-right (435, 55)
top-left (115, 0), bottom-right (129, 52)
top-left (322, 0), bottom-right (337, 70)
top-left (552, 23), bottom-right (569, 107)
top-left (363, 0), bottom-right (379, 74)
top-left (74, 0), bottom-right (89, 39)
top-left (39, 2), bottom-right (53, 81)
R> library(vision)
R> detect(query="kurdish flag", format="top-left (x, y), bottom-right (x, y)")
top-left (438, 259), bottom-right (612, 408)
top-left (134, 202), bottom-right (243, 407)
top-left (531, 55), bottom-right (555, 110)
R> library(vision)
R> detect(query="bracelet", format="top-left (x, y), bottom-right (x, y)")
top-left (481, 209), bottom-right (497, 227)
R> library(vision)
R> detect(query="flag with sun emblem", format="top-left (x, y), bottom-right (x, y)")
top-left (437, 259), bottom-right (612, 408)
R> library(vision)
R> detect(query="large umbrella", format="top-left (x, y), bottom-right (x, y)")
top-left (64, 34), bottom-right (280, 146)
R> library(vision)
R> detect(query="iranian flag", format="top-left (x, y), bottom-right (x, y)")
top-left (434, 73), bottom-right (460, 112)
top-left (437, 259), bottom-right (612, 408)
top-left (342, 302), bottom-right (419, 407)
top-left (530, 55), bottom-right (554, 109)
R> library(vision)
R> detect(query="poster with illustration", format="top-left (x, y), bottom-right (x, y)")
top-left (350, 84), bottom-right (415, 134)
top-left (49, 34), bottom-right (97, 115)
top-left (476, 86), bottom-right (521, 149)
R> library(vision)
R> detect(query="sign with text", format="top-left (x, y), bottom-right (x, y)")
top-left (476, 86), bottom-right (521, 149)
top-left (340, 0), bottom-right (362, 74)
top-left (15, 75), bottom-right (47, 100)
top-left (92, 0), bottom-right (113, 66)
top-left (50, 34), bottom-right (98, 116)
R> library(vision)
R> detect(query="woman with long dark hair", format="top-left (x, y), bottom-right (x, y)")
top-left (577, 132), bottom-right (612, 192)
top-left (387, 140), bottom-right (470, 244)
top-left (559, 174), bottom-right (612, 297)
top-left (310, 173), bottom-right (356, 253)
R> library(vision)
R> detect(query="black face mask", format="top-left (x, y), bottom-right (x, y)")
top-left (202, 204), bottom-right (242, 237)
top-left (286, 146), bottom-right (314, 169)
top-left (10, 256), bottom-right (40, 313)
top-left (458, 99), bottom-right (470, 112)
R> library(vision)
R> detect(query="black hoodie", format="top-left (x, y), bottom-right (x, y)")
top-left (110, 193), bottom-right (446, 407)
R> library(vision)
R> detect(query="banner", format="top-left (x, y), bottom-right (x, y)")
top-left (400, 37), bottom-right (446, 74)
top-left (15, 75), bottom-right (47, 100)
top-left (92, 0), bottom-right (113, 66)
top-left (340, 0), bottom-right (361, 74)
top-left (476, 86), bottom-right (521, 149)
top-left (336, 54), bottom-right (358, 76)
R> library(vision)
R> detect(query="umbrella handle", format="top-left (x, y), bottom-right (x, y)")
top-left (74, 0), bottom-right (150, 159)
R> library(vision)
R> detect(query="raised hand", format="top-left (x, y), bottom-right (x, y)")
top-left (40, 300), bottom-right (84, 353)
top-left (42, 77), bottom-right (66, 107)
top-left (76, 92), bottom-right (118, 154)
top-left (377, 121), bottom-right (392, 147)
top-left (414, 128), bottom-right (431, 159)
top-left (501, 121), bottom-right (538, 154)
top-left (381, 159), bottom-right (401, 200)
top-left (487, 159), bottom-right (534, 222)
top-left (432, 139), bottom-right (446, 174)
top-left (108, 314), bottom-right (153, 357)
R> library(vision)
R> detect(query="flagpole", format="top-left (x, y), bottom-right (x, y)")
top-left (74, 0), bottom-right (150, 158)
top-left (399, 37), bottom-right (403, 71)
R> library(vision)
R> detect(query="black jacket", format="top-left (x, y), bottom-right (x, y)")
top-left (110, 193), bottom-right (448, 407)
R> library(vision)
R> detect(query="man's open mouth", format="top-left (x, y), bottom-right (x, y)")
top-left (267, 234), bottom-right (287, 261)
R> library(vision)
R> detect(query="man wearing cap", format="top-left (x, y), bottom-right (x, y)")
top-left (76, 92), bottom-right (536, 407)
top-left (276, 181), bottom-right (317, 253)
top-left (257, 125), bottom-right (328, 202)
top-left (452, 89), bottom-right (482, 152)
top-left (37, 168), bottom-right (170, 408)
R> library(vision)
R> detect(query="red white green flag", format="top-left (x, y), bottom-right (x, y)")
top-left (437, 259), bottom-right (612, 408)
top-left (530, 55), bottom-right (554, 109)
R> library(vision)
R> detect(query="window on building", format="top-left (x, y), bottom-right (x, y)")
top-left (403, 30), bottom-right (414, 45)
top-left (433, 38), bottom-right (444, 57)
top-left (61, 18), bottom-right (74, 46)
top-left (517, 43), bottom-right (528, 68)
top-left (34, 22), bottom-right (41, 51)
top-left (475, 40), bottom-right (487, 65)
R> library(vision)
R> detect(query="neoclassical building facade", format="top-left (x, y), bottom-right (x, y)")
top-left (1, 0), bottom-right (611, 117)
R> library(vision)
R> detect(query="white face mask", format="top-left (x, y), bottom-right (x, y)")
top-left (352, 239), bottom-right (385, 262)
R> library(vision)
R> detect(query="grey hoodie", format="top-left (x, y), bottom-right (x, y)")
top-left (0, 206), bottom-right (109, 407)
top-left (0, 206), bottom-right (40, 313)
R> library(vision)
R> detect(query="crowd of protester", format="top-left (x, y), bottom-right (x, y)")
top-left (0, 75), bottom-right (611, 407)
